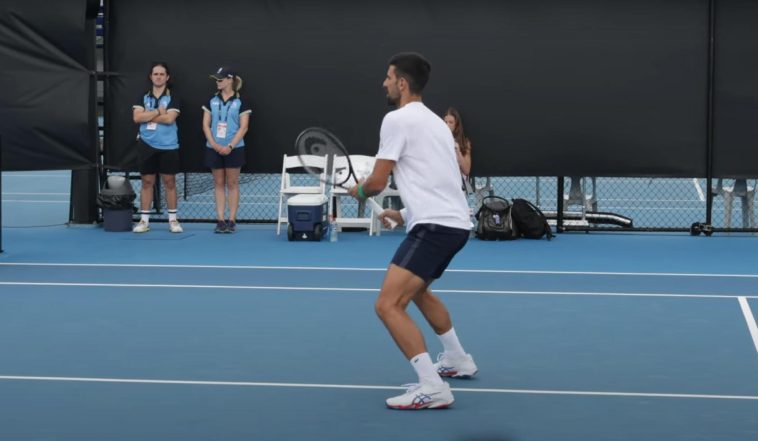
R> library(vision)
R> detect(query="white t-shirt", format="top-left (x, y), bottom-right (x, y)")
top-left (376, 102), bottom-right (473, 232)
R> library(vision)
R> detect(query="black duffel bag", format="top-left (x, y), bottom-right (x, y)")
top-left (510, 198), bottom-right (553, 240)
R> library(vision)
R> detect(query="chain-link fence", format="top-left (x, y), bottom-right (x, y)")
top-left (466, 176), bottom-right (698, 231)
top-left (111, 172), bottom-right (757, 232)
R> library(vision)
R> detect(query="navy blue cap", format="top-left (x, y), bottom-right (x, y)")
top-left (209, 66), bottom-right (235, 80)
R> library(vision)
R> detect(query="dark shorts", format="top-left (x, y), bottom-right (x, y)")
top-left (391, 223), bottom-right (469, 281)
top-left (137, 140), bottom-right (181, 175)
top-left (204, 147), bottom-right (246, 170)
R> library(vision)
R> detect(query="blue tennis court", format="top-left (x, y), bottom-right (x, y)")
top-left (2, 172), bottom-right (758, 440)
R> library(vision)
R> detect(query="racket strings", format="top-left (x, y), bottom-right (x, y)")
top-left (295, 127), bottom-right (355, 188)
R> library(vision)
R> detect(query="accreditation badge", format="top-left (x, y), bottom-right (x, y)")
top-left (216, 122), bottom-right (228, 139)
top-left (146, 122), bottom-right (158, 130)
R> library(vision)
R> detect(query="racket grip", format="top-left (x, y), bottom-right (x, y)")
top-left (366, 198), bottom-right (398, 229)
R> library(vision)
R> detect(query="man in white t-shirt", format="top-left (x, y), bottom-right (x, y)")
top-left (348, 52), bottom-right (478, 410)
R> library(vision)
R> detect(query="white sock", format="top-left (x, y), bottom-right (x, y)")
top-left (140, 211), bottom-right (150, 223)
top-left (410, 352), bottom-right (443, 385)
top-left (438, 327), bottom-right (467, 359)
top-left (168, 209), bottom-right (177, 222)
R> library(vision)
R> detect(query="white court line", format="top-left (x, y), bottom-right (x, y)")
top-left (738, 297), bottom-right (758, 354)
top-left (2, 192), bottom-right (69, 196)
top-left (693, 178), bottom-right (705, 202)
top-left (2, 174), bottom-right (69, 178)
top-left (598, 198), bottom-right (703, 203)
top-left (2, 262), bottom-right (758, 279)
top-left (1, 281), bottom-right (756, 300)
top-left (1, 200), bottom-right (69, 204)
top-left (0, 375), bottom-right (755, 401)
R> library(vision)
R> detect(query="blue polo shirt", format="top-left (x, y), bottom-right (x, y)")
top-left (133, 90), bottom-right (181, 150)
top-left (202, 93), bottom-right (252, 148)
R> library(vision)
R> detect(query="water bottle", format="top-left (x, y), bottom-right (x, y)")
top-left (329, 217), bottom-right (338, 242)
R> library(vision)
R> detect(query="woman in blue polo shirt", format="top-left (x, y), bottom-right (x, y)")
top-left (202, 66), bottom-right (251, 233)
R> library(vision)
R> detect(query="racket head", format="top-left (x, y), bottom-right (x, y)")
top-left (295, 127), bottom-right (352, 186)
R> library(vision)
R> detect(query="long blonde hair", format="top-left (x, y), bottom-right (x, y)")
top-left (233, 76), bottom-right (243, 93)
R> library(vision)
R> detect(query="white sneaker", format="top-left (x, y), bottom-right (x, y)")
top-left (168, 220), bottom-right (183, 233)
top-left (132, 221), bottom-right (150, 233)
top-left (385, 381), bottom-right (454, 410)
top-left (434, 352), bottom-right (478, 378)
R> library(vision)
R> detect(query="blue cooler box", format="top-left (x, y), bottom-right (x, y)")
top-left (287, 194), bottom-right (329, 241)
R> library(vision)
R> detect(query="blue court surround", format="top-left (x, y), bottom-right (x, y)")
top-left (1, 173), bottom-right (758, 440)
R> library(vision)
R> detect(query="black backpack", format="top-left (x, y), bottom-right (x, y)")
top-left (475, 196), bottom-right (519, 240)
top-left (510, 198), bottom-right (553, 240)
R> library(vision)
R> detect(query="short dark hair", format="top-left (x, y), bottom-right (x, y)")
top-left (388, 52), bottom-right (431, 94)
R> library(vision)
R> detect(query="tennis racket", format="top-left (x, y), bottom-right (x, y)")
top-left (295, 127), bottom-right (397, 229)
top-left (295, 127), bottom-right (358, 189)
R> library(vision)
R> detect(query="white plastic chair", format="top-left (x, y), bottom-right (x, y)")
top-left (330, 155), bottom-right (376, 235)
top-left (276, 154), bottom-right (327, 235)
top-left (564, 176), bottom-right (598, 212)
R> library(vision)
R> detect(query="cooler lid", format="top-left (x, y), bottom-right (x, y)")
top-left (287, 194), bottom-right (328, 206)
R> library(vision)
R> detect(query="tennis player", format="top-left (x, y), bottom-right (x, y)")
top-left (349, 52), bottom-right (478, 410)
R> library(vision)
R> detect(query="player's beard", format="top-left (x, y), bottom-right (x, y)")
top-left (385, 87), bottom-right (399, 107)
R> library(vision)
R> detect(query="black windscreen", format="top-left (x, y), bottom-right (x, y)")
top-left (106, 0), bottom-right (708, 177)
top-left (713, 0), bottom-right (758, 179)
top-left (0, 0), bottom-right (95, 171)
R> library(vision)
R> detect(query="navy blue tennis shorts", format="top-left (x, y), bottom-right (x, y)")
top-left (391, 223), bottom-right (469, 281)
top-left (204, 147), bottom-right (246, 170)
top-left (137, 140), bottom-right (181, 175)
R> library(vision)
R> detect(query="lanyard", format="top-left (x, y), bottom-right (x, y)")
top-left (215, 96), bottom-right (235, 123)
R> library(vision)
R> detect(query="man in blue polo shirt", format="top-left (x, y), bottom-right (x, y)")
top-left (131, 61), bottom-right (183, 233)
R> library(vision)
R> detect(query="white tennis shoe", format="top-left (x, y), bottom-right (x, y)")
top-left (385, 381), bottom-right (454, 410)
top-left (132, 220), bottom-right (150, 233)
top-left (168, 220), bottom-right (183, 233)
top-left (434, 352), bottom-right (478, 378)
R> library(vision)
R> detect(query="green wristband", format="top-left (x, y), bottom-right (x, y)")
top-left (357, 184), bottom-right (367, 200)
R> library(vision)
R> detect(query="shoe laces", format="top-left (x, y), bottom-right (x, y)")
top-left (436, 352), bottom-right (467, 364)
top-left (400, 383), bottom-right (421, 393)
